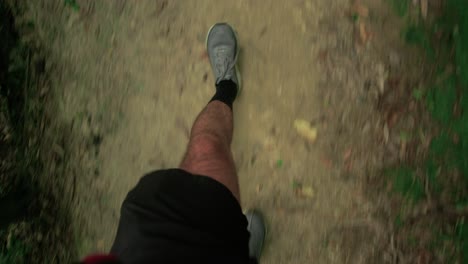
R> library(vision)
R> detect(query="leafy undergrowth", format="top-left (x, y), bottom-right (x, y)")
top-left (0, 2), bottom-right (75, 263)
top-left (385, 0), bottom-right (468, 262)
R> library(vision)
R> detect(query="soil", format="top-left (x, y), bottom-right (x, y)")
top-left (20, 0), bottom-right (424, 263)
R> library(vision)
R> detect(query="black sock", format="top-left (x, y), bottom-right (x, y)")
top-left (209, 80), bottom-right (238, 109)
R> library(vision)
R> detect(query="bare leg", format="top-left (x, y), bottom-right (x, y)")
top-left (180, 101), bottom-right (240, 202)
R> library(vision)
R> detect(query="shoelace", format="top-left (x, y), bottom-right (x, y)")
top-left (214, 47), bottom-right (235, 84)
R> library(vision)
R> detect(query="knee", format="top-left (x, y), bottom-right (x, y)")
top-left (188, 133), bottom-right (225, 157)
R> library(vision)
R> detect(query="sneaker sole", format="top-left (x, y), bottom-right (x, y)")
top-left (205, 23), bottom-right (242, 94)
top-left (244, 209), bottom-right (267, 261)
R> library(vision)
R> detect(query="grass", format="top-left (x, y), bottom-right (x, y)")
top-left (387, 0), bottom-right (468, 261)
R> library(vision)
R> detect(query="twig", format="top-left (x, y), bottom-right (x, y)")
top-left (390, 234), bottom-right (397, 264)
top-left (406, 203), bottom-right (468, 225)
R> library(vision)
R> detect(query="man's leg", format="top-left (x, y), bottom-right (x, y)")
top-left (180, 23), bottom-right (265, 261)
top-left (180, 99), bottom-right (240, 201)
top-left (180, 23), bottom-right (241, 201)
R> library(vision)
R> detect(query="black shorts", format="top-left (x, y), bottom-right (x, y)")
top-left (110, 169), bottom-right (254, 263)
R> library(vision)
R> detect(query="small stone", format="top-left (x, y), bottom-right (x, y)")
top-left (388, 51), bottom-right (400, 67)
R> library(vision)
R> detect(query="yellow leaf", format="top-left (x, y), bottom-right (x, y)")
top-left (301, 186), bottom-right (315, 198)
top-left (294, 119), bottom-right (318, 143)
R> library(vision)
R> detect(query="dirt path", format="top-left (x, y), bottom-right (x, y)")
top-left (27, 0), bottom-right (411, 262)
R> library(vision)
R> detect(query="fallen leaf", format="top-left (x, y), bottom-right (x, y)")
top-left (344, 161), bottom-right (353, 172)
top-left (317, 49), bottom-right (328, 62)
top-left (97, 239), bottom-right (105, 250)
top-left (301, 186), bottom-right (315, 198)
top-left (417, 249), bottom-right (432, 264)
top-left (352, 1), bottom-right (369, 18)
top-left (320, 156), bottom-right (333, 169)
top-left (387, 111), bottom-right (400, 128)
top-left (292, 181), bottom-right (315, 198)
top-left (343, 148), bottom-right (352, 161)
top-left (358, 22), bottom-right (371, 44)
top-left (294, 119), bottom-right (318, 143)
top-left (256, 184), bottom-right (262, 193)
top-left (376, 63), bottom-right (387, 94)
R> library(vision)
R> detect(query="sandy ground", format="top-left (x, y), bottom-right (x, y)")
top-left (25, 0), bottom-right (415, 262)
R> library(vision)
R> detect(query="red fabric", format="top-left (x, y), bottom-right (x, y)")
top-left (82, 254), bottom-right (119, 264)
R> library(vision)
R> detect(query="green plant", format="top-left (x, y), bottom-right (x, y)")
top-left (64, 0), bottom-right (79, 11)
top-left (405, 24), bottom-right (435, 59)
top-left (388, 167), bottom-right (424, 202)
top-left (412, 88), bottom-right (424, 101)
top-left (426, 76), bottom-right (456, 125)
top-left (390, 0), bottom-right (409, 17)
top-left (0, 239), bottom-right (29, 264)
top-left (387, 0), bottom-right (468, 261)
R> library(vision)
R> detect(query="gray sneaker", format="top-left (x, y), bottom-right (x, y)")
top-left (245, 210), bottom-right (266, 261)
top-left (206, 23), bottom-right (240, 90)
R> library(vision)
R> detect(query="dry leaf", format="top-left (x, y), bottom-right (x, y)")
top-left (301, 186), bottom-right (315, 198)
top-left (345, 161), bottom-right (353, 172)
top-left (320, 156), bottom-right (333, 169)
top-left (383, 123), bottom-right (389, 144)
top-left (352, 1), bottom-right (369, 18)
top-left (420, 0), bottom-right (428, 20)
top-left (294, 119), bottom-right (317, 143)
top-left (376, 63), bottom-right (387, 94)
top-left (387, 111), bottom-right (400, 128)
top-left (256, 184), bottom-right (262, 193)
top-left (357, 6), bottom-right (369, 18)
top-left (96, 239), bottom-right (105, 250)
top-left (358, 22), bottom-right (371, 44)
top-left (343, 148), bottom-right (352, 161)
